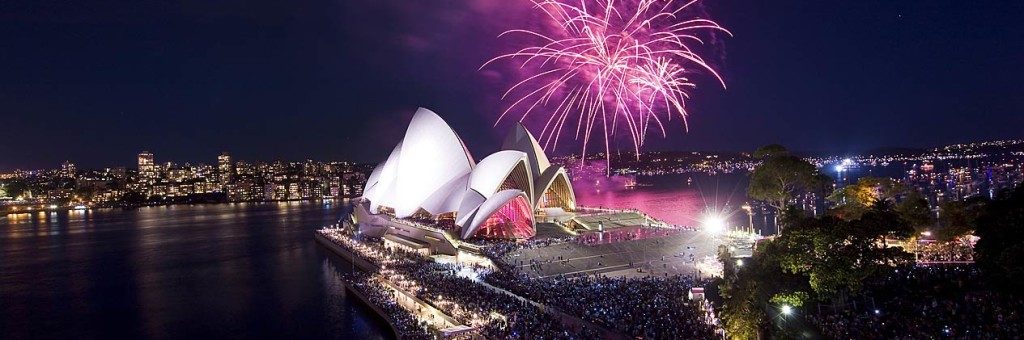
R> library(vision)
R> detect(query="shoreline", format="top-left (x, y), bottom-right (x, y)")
top-left (315, 232), bottom-right (379, 272)
top-left (315, 233), bottom-right (404, 339)
top-left (4, 198), bottom-right (354, 215)
top-left (342, 281), bottom-right (403, 340)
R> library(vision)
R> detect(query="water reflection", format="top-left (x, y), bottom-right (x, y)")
top-left (0, 201), bottom-right (392, 339)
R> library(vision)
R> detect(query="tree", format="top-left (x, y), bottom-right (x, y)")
top-left (935, 199), bottom-right (984, 241)
top-left (75, 186), bottom-right (98, 202)
top-left (719, 201), bottom-right (915, 338)
top-left (827, 177), bottom-right (906, 220)
top-left (719, 240), bottom-right (812, 339)
top-left (753, 144), bottom-right (789, 159)
top-left (973, 185), bottom-right (1024, 294)
top-left (719, 246), bottom-right (773, 340)
top-left (121, 191), bottom-right (146, 206)
top-left (895, 191), bottom-right (934, 233)
top-left (748, 145), bottom-right (825, 212)
top-left (775, 204), bottom-right (914, 297)
top-left (3, 180), bottom-right (28, 198)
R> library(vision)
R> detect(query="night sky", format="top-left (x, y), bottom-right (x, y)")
top-left (2, 0), bottom-right (1022, 170)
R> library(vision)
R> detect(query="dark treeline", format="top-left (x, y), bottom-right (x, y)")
top-left (718, 145), bottom-right (1024, 339)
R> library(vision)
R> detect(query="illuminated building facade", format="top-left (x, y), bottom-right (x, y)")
top-left (218, 152), bottom-right (233, 183)
top-left (137, 151), bottom-right (156, 184)
top-left (357, 108), bottom-right (576, 241)
top-left (59, 161), bottom-right (76, 179)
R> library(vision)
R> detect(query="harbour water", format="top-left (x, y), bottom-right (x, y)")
top-left (0, 201), bottom-right (392, 339)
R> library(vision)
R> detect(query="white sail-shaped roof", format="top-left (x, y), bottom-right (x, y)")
top-left (421, 173), bottom-right (470, 215)
top-left (469, 150), bottom-right (533, 200)
top-left (535, 166), bottom-right (577, 210)
top-left (365, 140), bottom-right (403, 213)
top-left (363, 108), bottom-right (475, 218)
top-left (500, 123), bottom-right (576, 210)
top-left (502, 123), bottom-right (551, 181)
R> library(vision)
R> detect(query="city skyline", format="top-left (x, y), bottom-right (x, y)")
top-left (3, 135), bottom-right (1022, 173)
top-left (2, 0), bottom-right (1023, 169)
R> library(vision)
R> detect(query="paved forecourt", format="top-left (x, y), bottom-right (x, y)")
top-left (502, 230), bottom-right (723, 279)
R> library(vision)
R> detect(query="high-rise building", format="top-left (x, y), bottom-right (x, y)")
top-left (60, 161), bottom-right (76, 178)
top-left (138, 151), bottom-right (156, 183)
top-left (218, 152), bottom-right (233, 184)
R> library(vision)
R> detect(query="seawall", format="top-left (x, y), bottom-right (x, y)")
top-left (343, 281), bottom-right (403, 340)
top-left (315, 233), bottom-right (402, 338)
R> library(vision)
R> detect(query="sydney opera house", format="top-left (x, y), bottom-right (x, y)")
top-left (354, 108), bottom-right (577, 253)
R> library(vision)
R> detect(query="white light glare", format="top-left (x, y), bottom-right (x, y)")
top-left (703, 214), bottom-right (727, 235)
top-left (781, 305), bottom-right (793, 315)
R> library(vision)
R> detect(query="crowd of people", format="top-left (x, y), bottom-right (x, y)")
top-left (915, 240), bottom-right (975, 263)
top-left (317, 227), bottom-right (396, 266)
top-left (343, 271), bottom-right (433, 339)
top-left (389, 259), bottom-right (591, 339)
top-left (319, 226), bottom-right (592, 339)
top-left (484, 268), bottom-right (719, 339)
top-left (576, 225), bottom-right (690, 245)
top-left (480, 235), bottom-right (573, 259)
top-left (809, 265), bottom-right (1024, 339)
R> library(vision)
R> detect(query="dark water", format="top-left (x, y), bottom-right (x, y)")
top-left (0, 202), bottom-right (393, 340)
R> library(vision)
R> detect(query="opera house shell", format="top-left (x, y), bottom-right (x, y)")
top-left (359, 108), bottom-right (576, 241)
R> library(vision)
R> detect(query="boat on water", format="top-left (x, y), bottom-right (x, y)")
top-left (624, 178), bottom-right (651, 188)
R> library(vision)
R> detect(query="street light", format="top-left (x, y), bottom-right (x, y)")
top-left (741, 203), bottom-right (753, 234)
top-left (781, 305), bottom-right (793, 316)
top-left (702, 213), bottom-right (726, 235)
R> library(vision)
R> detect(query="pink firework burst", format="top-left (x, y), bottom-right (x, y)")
top-left (483, 0), bottom-right (730, 170)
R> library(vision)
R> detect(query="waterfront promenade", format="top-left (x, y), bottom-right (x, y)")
top-left (315, 226), bottom-right (612, 339)
top-left (315, 231), bottom-right (467, 338)
top-left (315, 222), bottom-right (724, 339)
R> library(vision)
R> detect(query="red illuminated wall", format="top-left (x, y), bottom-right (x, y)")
top-left (472, 196), bottom-right (535, 239)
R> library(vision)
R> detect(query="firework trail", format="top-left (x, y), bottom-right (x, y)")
top-left (483, 0), bottom-right (730, 171)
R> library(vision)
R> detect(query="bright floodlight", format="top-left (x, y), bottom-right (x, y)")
top-left (781, 305), bottom-right (793, 315)
top-left (703, 214), bottom-right (727, 235)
